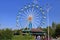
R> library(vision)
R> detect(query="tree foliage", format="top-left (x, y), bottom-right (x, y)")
top-left (0, 28), bottom-right (13, 40)
top-left (55, 24), bottom-right (60, 37)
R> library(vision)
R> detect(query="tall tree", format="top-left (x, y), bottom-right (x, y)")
top-left (52, 22), bottom-right (56, 30)
top-left (55, 24), bottom-right (60, 37)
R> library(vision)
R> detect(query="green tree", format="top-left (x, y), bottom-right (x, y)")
top-left (55, 24), bottom-right (60, 37)
top-left (0, 28), bottom-right (13, 40)
top-left (52, 22), bottom-right (56, 30)
top-left (43, 26), bottom-right (53, 36)
top-left (47, 26), bottom-right (53, 36)
top-left (51, 22), bottom-right (56, 38)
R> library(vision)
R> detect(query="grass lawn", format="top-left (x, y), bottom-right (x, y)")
top-left (12, 35), bottom-right (35, 40)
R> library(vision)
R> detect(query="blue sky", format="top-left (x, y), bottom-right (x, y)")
top-left (0, 0), bottom-right (60, 29)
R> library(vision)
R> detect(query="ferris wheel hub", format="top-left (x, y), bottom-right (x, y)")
top-left (28, 15), bottom-right (33, 21)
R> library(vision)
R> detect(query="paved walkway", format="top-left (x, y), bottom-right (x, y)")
top-left (52, 39), bottom-right (57, 40)
top-left (52, 38), bottom-right (60, 40)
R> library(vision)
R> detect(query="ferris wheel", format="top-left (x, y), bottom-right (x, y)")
top-left (16, 3), bottom-right (47, 29)
top-left (16, 0), bottom-right (51, 39)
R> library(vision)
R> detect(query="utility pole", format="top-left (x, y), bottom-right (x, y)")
top-left (46, 4), bottom-right (51, 40)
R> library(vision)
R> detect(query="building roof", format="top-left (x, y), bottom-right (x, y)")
top-left (31, 28), bottom-right (43, 32)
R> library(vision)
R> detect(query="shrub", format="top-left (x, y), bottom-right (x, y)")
top-left (0, 29), bottom-right (13, 40)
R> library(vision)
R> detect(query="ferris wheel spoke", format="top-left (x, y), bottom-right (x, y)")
top-left (33, 22), bottom-right (37, 28)
top-left (19, 14), bottom-right (26, 17)
top-left (34, 21), bottom-right (39, 28)
top-left (27, 9), bottom-right (32, 14)
top-left (32, 8), bottom-right (34, 12)
top-left (35, 17), bottom-right (40, 19)
top-left (35, 20), bottom-right (40, 23)
top-left (20, 18), bottom-right (27, 22)
top-left (34, 19), bottom-right (40, 24)
top-left (24, 11), bottom-right (28, 15)
top-left (27, 10), bottom-right (29, 13)
top-left (19, 15), bottom-right (26, 19)
top-left (35, 16), bottom-right (41, 19)
top-left (35, 21), bottom-right (40, 25)
top-left (29, 9), bottom-right (32, 13)
top-left (34, 11), bottom-right (40, 16)
top-left (35, 16), bottom-right (41, 18)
